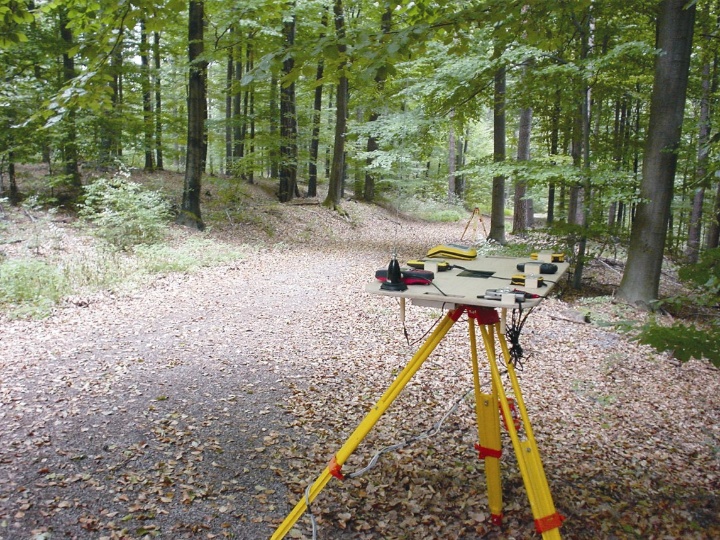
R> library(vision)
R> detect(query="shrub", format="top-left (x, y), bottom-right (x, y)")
top-left (0, 258), bottom-right (66, 318)
top-left (636, 321), bottom-right (720, 368)
top-left (79, 175), bottom-right (171, 250)
top-left (678, 248), bottom-right (720, 297)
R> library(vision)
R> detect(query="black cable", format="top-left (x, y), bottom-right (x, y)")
top-left (430, 281), bottom-right (448, 296)
top-left (505, 304), bottom-right (533, 370)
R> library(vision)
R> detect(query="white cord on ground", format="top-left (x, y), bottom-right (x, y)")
top-left (304, 484), bottom-right (318, 540)
top-left (347, 388), bottom-right (473, 479)
top-left (298, 388), bottom-right (473, 539)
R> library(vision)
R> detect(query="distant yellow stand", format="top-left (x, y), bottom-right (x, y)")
top-left (461, 207), bottom-right (488, 243)
top-left (271, 306), bottom-right (563, 540)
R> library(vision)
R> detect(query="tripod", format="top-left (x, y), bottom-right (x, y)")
top-left (271, 304), bottom-right (564, 539)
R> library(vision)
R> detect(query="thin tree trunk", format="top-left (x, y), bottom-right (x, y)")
top-left (59, 10), bottom-right (81, 195)
top-left (308, 10), bottom-right (328, 198)
top-left (140, 20), bottom-right (155, 171)
top-left (269, 73), bottom-right (279, 179)
top-left (512, 106), bottom-right (532, 234)
top-left (153, 31), bottom-right (164, 170)
top-left (8, 152), bottom-right (19, 205)
top-left (363, 6), bottom-right (391, 203)
top-left (278, 3), bottom-right (298, 202)
top-left (448, 109), bottom-right (456, 202)
top-left (225, 41), bottom-right (233, 174)
top-left (232, 36), bottom-right (243, 167)
top-left (323, 0), bottom-right (348, 211)
top-left (489, 54), bottom-right (506, 244)
top-left (708, 182), bottom-right (720, 249)
top-left (308, 58), bottom-right (324, 197)
top-left (547, 91), bottom-right (560, 225)
top-left (241, 40), bottom-right (252, 183)
top-left (687, 31), bottom-right (716, 260)
top-left (249, 85), bottom-right (255, 183)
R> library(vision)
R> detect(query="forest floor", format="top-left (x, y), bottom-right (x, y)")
top-left (0, 170), bottom-right (719, 540)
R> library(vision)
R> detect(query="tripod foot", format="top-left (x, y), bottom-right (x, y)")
top-left (491, 513), bottom-right (503, 526)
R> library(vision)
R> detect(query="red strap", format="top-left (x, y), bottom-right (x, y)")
top-left (328, 456), bottom-right (345, 481)
top-left (475, 443), bottom-right (502, 460)
top-left (534, 512), bottom-right (565, 533)
top-left (468, 307), bottom-right (499, 325)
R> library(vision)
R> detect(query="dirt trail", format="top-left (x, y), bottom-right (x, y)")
top-left (1, 202), bottom-right (719, 540)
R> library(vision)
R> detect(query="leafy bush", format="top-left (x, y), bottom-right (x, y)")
top-left (79, 175), bottom-right (171, 250)
top-left (636, 321), bottom-right (720, 368)
top-left (678, 248), bottom-right (720, 297)
top-left (0, 258), bottom-right (66, 318)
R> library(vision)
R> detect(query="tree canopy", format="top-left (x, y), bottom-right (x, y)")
top-left (1, 0), bottom-right (718, 304)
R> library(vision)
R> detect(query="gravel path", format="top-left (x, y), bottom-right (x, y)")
top-left (1, 200), bottom-right (718, 540)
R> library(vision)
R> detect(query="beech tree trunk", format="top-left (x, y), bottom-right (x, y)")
top-left (363, 5), bottom-right (391, 203)
top-left (177, 0), bottom-right (207, 231)
top-left (686, 38), bottom-right (715, 261)
top-left (618, 0), bottom-right (695, 305)
top-left (278, 3), bottom-right (298, 202)
top-left (153, 31), bottom-right (164, 170)
top-left (489, 54), bottom-right (506, 244)
top-left (140, 20), bottom-right (155, 171)
top-left (323, 0), bottom-right (347, 211)
top-left (59, 9), bottom-right (81, 195)
top-left (512, 106), bottom-right (532, 234)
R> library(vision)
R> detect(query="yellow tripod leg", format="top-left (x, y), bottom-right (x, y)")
top-left (481, 321), bottom-right (563, 539)
top-left (468, 317), bottom-right (503, 525)
top-left (271, 307), bottom-right (465, 540)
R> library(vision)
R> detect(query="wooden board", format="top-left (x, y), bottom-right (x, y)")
top-left (365, 256), bottom-right (570, 309)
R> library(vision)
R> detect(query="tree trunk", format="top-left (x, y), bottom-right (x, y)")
top-left (225, 41), bottom-right (233, 174)
top-left (269, 73), bottom-right (279, 179)
top-left (153, 31), bottom-right (164, 171)
top-left (247, 39), bottom-right (255, 185)
top-left (99, 31), bottom-right (123, 167)
top-left (59, 10), bottom-right (81, 196)
top-left (708, 182), bottom-right (720, 249)
top-left (323, 0), bottom-right (348, 211)
top-left (457, 133), bottom-right (467, 199)
top-left (547, 91), bottom-right (560, 224)
top-left (686, 41), bottom-right (715, 261)
top-left (512, 106), bottom-right (532, 234)
top-left (363, 5), bottom-right (391, 203)
top-left (140, 20), bottom-right (155, 171)
top-left (448, 109), bottom-right (456, 202)
top-left (232, 34), bottom-right (244, 173)
top-left (8, 151), bottom-right (19, 205)
top-left (618, 0), bottom-right (695, 305)
top-left (177, 0), bottom-right (207, 231)
top-left (278, 3), bottom-right (298, 203)
top-left (489, 56), bottom-right (506, 244)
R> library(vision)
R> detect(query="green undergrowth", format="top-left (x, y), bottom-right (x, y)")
top-left (0, 237), bottom-right (244, 319)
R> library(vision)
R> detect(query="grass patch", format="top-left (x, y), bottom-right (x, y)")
top-left (0, 237), bottom-right (245, 319)
top-left (385, 194), bottom-right (467, 222)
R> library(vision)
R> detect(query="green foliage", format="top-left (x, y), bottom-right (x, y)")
top-left (79, 173), bottom-right (171, 250)
top-left (0, 234), bottom-right (245, 319)
top-left (636, 321), bottom-right (720, 368)
top-left (0, 258), bottom-right (65, 318)
top-left (134, 238), bottom-right (244, 274)
top-left (678, 248), bottom-right (720, 296)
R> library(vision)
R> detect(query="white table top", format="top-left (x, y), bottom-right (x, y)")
top-left (365, 255), bottom-right (569, 309)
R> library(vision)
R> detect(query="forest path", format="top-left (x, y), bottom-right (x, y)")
top-left (0, 240), bottom-right (397, 539)
top-left (1, 204), bottom-right (719, 540)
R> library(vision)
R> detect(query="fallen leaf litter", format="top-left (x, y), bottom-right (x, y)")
top-left (0, 199), bottom-right (718, 539)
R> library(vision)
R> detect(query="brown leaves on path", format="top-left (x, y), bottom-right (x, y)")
top-left (1, 200), bottom-right (719, 540)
